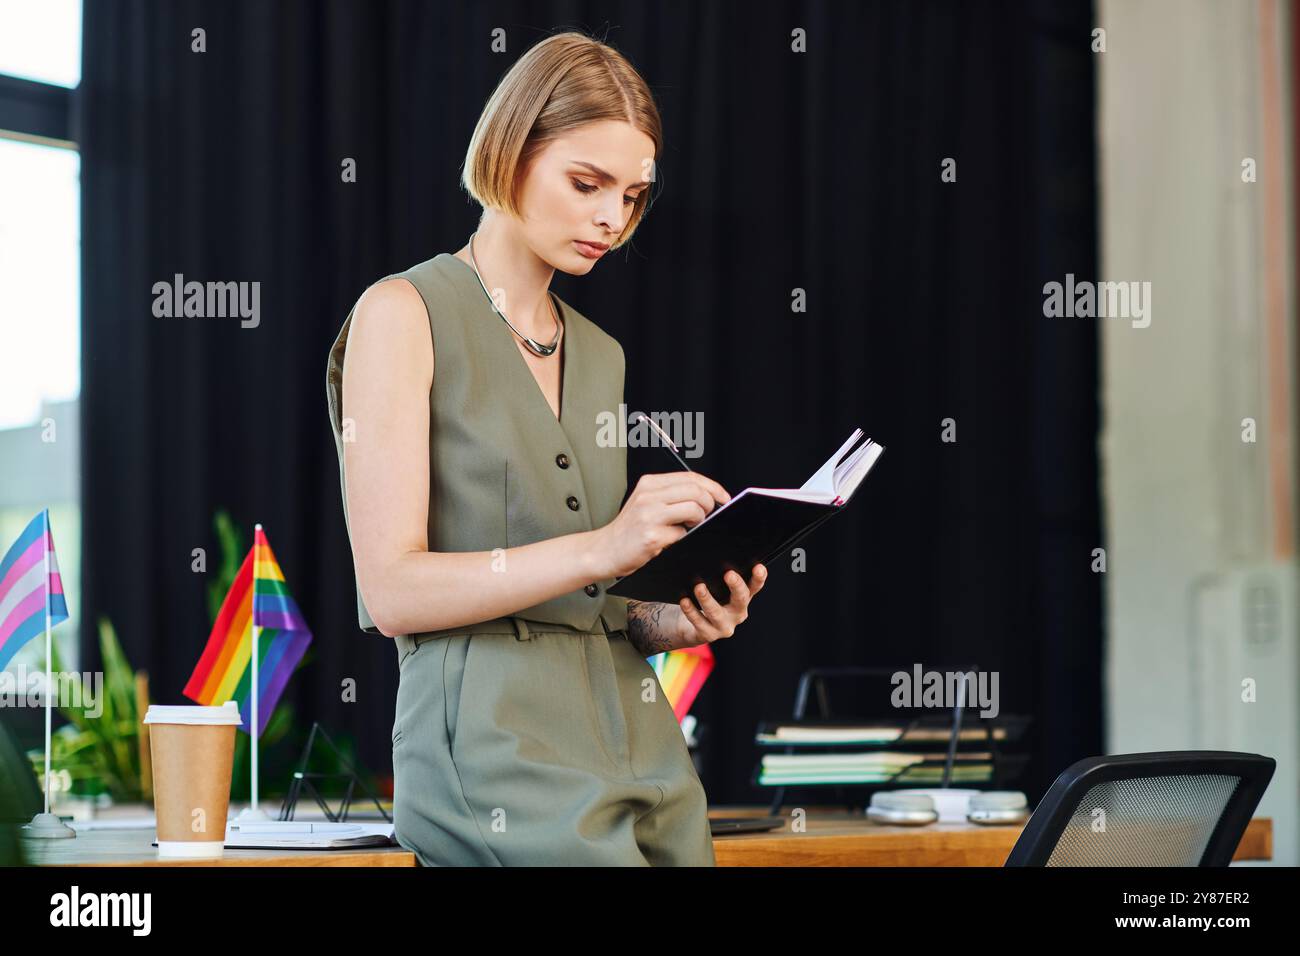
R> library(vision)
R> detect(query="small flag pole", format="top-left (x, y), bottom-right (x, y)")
top-left (23, 508), bottom-right (75, 839)
top-left (42, 507), bottom-right (51, 811)
top-left (234, 523), bottom-right (271, 821)
top-left (252, 523), bottom-right (259, 809)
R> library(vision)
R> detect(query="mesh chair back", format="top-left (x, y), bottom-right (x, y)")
top-left (1006, 752), bottom-right (1275, 867)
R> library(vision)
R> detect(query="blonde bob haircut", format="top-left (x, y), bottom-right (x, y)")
top-left (461, 31), bottom-right (663, 251)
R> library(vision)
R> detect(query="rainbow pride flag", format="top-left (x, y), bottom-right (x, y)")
top-left (0, 509), bottom-right (69, 671)
top-left (648, 642), bottom-right (715, 721)
top-left (183, 526), bottom-right (312, 736)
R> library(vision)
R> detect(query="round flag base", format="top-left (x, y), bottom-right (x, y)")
top-left (20, 812), bottom-right (77, 839)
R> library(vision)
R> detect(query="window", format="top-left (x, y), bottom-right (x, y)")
top-left (0, 1), bottom-right (82, 674)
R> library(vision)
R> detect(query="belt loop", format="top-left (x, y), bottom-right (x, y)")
top-left (512, 617), bottom-right (532, 642)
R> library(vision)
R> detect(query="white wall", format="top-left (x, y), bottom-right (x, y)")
top-left (1099, 0), bottom-right (1298, 864)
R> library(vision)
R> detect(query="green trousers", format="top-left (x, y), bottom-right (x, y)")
top-left (391, 616), bottom-right (716, 866)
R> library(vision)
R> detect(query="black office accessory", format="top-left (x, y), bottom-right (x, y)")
top-left (278, 722), bottom-right (391, 823)
top-left (1004, 751), bottom-right (1275, 866)
top-left (608, 428), bottom-right (884, 605)
top-left (708, 815), bottom-right (786, 836)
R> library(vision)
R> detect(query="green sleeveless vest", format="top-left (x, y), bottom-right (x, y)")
top-left (325, 252), bottom-right (631, 641)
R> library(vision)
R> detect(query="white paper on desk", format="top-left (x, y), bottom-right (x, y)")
top-left (223, 820), bottom-right (396, 849)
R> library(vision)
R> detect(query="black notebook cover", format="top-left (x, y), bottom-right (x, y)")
top-left (607, 487), bottom-right (855, 606)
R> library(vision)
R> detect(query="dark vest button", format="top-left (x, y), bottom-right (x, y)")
top-left (584, 583), bottom-right (599, 597)
top-left (556, 453), bottom-right (570, 469)
top-left (566, 495), bottom-right (580, 511)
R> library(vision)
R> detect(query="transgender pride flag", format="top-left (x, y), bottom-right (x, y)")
top-left (0, 509), bottom-right (69, 672)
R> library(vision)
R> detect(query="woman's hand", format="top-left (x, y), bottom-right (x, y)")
top-left (591, 472), bottom-right (732, 578)
top-left (676, 564), bottom-right (768, 646)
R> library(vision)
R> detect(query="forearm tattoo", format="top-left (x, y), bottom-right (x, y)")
top-left (626, 600), bottom-right (681, 656)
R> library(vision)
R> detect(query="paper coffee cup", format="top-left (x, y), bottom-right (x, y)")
top-left (142, 701), bottom-right (242, 858)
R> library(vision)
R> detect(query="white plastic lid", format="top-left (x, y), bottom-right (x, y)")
top-left (143, 701), bottom-right (243, 726)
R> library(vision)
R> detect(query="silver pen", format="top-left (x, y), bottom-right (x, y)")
top-left (635, 413), bottom-right (693, 472)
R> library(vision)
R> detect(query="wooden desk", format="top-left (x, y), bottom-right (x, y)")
top-left (22, 807), bottom-right (1272, 867)
top-left (707, 805), bottom-right (1274, 866)
top-left (23, 829), bottom-right (415, 867)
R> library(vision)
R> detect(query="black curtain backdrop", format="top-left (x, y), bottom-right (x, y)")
top-left (78, 0), bottom-right (1101, 806)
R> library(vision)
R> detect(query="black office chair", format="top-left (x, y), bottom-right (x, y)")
top-left (1005, 751), bottom-right (1275, 866)
top-left (0, 719), bottom-right (43, 865)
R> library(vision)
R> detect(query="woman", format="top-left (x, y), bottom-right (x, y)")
top-left (325, 31), bottom-right (767, 866)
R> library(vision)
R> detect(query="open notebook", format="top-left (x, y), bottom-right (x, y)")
top-left (608, 429), bottom-right (884, 605)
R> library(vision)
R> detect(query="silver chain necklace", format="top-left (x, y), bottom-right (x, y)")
top-left (467, 232), bottom-right (561, 357)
